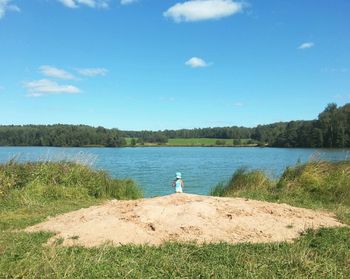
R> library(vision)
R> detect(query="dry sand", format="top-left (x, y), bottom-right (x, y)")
top-left (25, 194), bottom-right (345, 247)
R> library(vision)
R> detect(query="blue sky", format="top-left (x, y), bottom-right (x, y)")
top-left (0, 0), bottom-right (349, 130)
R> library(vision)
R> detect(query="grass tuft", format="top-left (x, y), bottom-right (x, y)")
top-left (210, 168), bottom-right (273, 200)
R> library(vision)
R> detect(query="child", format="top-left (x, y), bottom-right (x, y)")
top-left (173, 172), bottom-right (184, 193)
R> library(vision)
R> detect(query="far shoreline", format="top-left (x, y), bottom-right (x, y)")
top-left (1, 145), bottom-right (350, 150)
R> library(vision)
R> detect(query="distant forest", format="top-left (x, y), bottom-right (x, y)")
top-left (0, 103), bottom-right (349, 148)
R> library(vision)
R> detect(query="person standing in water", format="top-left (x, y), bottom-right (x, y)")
top-left (173, 172), bottom-right (184, 193)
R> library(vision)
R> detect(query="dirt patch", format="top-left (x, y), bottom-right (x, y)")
top-left (25, 194), bottom-right (345, 247)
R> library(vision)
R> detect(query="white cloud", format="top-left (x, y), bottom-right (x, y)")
top-left (77, 67), bottom-right (108, 77)
top-left (58, 0), bottom-right (109, 9)
top-left (164, 0), bottom-right (244, 23)
top-left (185, 57), bottom-right (209, 68)
top-left (24, 79), bottom-right (80, 97)
top-left (39, 65), bottom-right (76, 80)
top-left (58, 0), bottom-right (77, 8)
top-left (298, 42), bottom-right (314, 49)
top-left (120, 0), bottom-right (137, 5)
top-left (233, 102), bottom-right (243, 107)
top-left (0, 0), bottom-right (20, 19)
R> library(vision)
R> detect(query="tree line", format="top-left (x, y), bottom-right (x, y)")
top-left (253, 103), bottom-right (350, 147)
top-left (124, 126), bottom-right (253, 144)
top-left (0, 125), bottom-right (126, 147)
top-left (0, 103), bottom-right (349, 147)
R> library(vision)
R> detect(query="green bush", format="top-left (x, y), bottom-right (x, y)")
top-left (215, 139), bottom-right (226, 145)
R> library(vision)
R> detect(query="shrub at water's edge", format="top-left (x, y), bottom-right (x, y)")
top-left (0, 161), bottom-right (143, 207)
top-left (211, 160), bottom-right (350, 223)
top-left (276, 161), bottom-right (350, 206)
top-left (210, 168), bottom-right (273, 200)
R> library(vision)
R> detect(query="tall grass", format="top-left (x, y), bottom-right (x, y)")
top-left (277, 160), bottom-right (350, 206)
top-left (0, 161), bottom-right (142, 204)
top-left (210, 168), bottom-right (273, 200)
top-left (0, 160), bottom-right (142, 230)
top-left (211, 160), bottom-right (350, 224)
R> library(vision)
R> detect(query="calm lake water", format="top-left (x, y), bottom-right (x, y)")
top-left (0, 147), bottom-right (349, 197)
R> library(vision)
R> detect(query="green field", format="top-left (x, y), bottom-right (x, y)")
top-left (0, 160), bottom-right (349, 278)
top-left (168, 138), bottom-right (251, 146)
top-left (126, 137), bottom-right (256, 146)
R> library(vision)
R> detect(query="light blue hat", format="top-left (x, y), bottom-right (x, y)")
top-left (176, 172), bottom-right (182, 179)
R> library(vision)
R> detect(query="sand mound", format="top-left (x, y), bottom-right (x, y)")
top-left (25, 194), bottom-right (344, 247)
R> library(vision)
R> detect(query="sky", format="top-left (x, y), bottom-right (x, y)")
top-left (0, 0), bottom-right (349, 130)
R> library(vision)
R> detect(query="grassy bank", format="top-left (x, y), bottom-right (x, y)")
top-left (1, 160), bottom-right (349, 278)
top-left (210, 160), bottom-right (350, 224)
top-left (0, 161), bottom-right (142, 230)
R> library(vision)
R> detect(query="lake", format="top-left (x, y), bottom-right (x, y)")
top-left (0, 147), bottom-right (349, 197)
